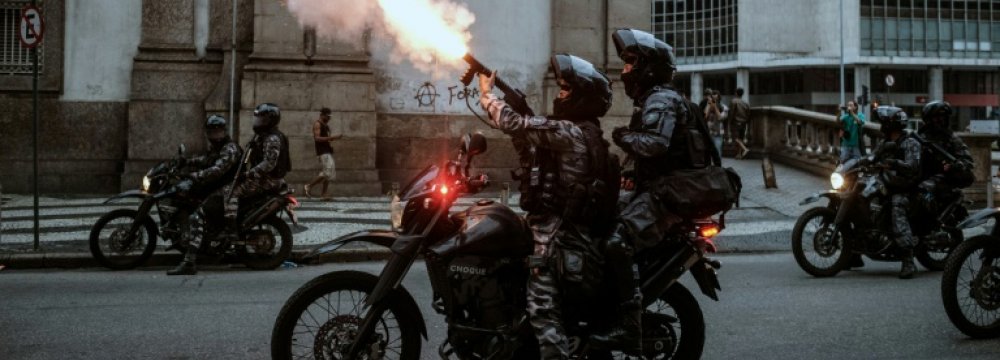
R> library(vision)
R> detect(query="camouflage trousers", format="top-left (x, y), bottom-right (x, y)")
top-left (525, 215), bottom-right (571, 360)
top-left (892, 193), bottom-right (916, 250)
top-left (224, 177), bottom-right (284, 220)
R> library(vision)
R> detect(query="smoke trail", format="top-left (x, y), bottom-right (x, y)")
top-left (286, 0), bottom-right (475, 76)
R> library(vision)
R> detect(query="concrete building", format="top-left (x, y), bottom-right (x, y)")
top-left (0, 0), bottom-right (646, 194)
top-left (655, 0), bottom-right (1000, 125)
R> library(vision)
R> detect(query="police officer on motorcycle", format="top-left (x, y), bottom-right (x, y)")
top-left (478, 54), bottom-right (617, 360)
top-left (167, 115), bottom-right (243, 276)
top-left (224, 103), bottom-right (292, 237)
top-left (590, 28), bottom-right (719, 354)
top-left (916, 101), bottom-right (974, 212)
top-left (870, 106), bottom-right (922, 279)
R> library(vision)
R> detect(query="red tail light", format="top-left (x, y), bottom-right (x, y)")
top-left (439, 184), bottom-right (449, 195)
top-left (699, 224), bottom-right (720, 238)
top-left (287, 195), bottom-right (299, 207)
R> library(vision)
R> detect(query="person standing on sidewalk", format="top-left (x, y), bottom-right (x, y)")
top-left (729, 87), bottom-right (751, 159)
top-left (839, 100), bottom-right (865, 163)
top-left (304, 108), bottom-right (341, 200)
top-left (704, 94), bottom-right (724, 157)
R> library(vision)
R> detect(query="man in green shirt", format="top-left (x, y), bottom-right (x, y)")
top-left (840, 100), bottom-right (866, 163)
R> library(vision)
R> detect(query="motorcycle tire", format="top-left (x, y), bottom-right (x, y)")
top-left (916, 228), bottom-right (963, 271)
top-left (89, 209), bottom-right (158, 270)
top-left (648, 283), bottom-right (706, 360)
top-left (238, 216), bottom-right (292, 270)
top-left (792, 207), bottom-right (851, 277)
top-left (271, 270), bottom-right (423, 360)
top-left (941, 235), bottom-right (1000, 339)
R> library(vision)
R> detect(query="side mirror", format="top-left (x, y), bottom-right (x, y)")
top-left (461, 133), bottom-right (487, 156)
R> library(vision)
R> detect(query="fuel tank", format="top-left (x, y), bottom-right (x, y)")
top-left (429, 200), bottom-right (531, 258)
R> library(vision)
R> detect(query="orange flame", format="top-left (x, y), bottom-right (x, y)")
top-left (376, 0), bottom-right (472, 61)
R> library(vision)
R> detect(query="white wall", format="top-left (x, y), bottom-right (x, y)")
top-left (61, 0), bottom-right (141, 101)
top-left (372, 0), bottom-right (552, 114)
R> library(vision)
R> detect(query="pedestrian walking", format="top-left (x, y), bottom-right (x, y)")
top-left (729, 87), bottom-right (751, 159)
top-left (304, 108), bottom-right (341, 200)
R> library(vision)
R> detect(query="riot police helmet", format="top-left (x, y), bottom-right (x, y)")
top-left (205, 114), bottom-right (228, 145)
top-left (253, 103), bottom-right (281, 134)
top-left (920, 100), bottom-right (953, 135)
top-left (612, 28), bottom-right (676, 98)
top-left (550, 53), bottom-right (613, 119)
top-left (875, 106), bottom-right (908, 136)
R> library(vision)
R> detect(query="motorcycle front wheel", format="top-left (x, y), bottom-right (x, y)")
top-left (237, 216), bottom-right (292, 270)
top-left (89, 209), bottom-right (158, 270)
top-left (792, 207), bottom-right (851, 277)
top-left (271, 270), bottom-right (423, 360)
top-left (941, 235), bottom-right (1000, 338)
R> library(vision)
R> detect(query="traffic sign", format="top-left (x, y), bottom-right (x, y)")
top-left (885, 74), bottom-right (895, 87)
top-left (18, 5), bottom-right (44, 48)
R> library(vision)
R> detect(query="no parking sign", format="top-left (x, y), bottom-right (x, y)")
top-left (18, 4), bottom-right (44, 48)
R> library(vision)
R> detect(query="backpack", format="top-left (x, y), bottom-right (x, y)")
top-left (654, 99), bottom-right (742, 221)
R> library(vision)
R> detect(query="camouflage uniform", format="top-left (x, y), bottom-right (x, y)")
top-left (917, 131), bottom-right (974, 207)
top-left (877, 136), bottom-right (922, 250)
top-left (480, 92), bottom-right (604, 360)
top-left (612, 85), bottom-right (714, 249)
top-left (179, 140), bottom-right (242, 249)
top-left (225, 131), bottom-right (289, 220)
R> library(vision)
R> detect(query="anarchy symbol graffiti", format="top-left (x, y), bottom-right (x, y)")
top-left (414, 82), bottom-right (439, 107)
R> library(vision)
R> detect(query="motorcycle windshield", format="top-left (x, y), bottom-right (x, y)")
top-left (399, 165), bottom-right (440, 201)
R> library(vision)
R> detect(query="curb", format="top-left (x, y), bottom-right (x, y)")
top-left (0, 231), bottom-right (793, 270)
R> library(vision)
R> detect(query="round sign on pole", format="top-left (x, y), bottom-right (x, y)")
top-left (885, 74), bottom-right (895, 87)
top-left (18, 5), bottom-right (45, 49)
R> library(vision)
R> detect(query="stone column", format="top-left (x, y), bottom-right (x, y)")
top-left (241, 0), bottom-right (379, 195)
top-left (690, 72), bottom-right (704, 105)
top-left (123, 0), bottom-right (226, 188)
top-left (929, 66), bottom-right (944, 102)
top-left (736, 68), bottom-right (750, 102)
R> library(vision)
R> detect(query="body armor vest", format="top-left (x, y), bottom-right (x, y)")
top-left (251, 131), bottom-right (291, 179)
top-left (632, 90), bottom-right (712, 183)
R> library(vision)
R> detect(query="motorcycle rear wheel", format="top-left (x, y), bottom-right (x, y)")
top-left (916, 228), bottom-right (963, 271)
top-left (237, 216), bottom-right (292, 270)
top-left (89, 209), bottom-right (158, 270)
top-left (941, 235), bottom-right (1000, 339)
top-left (271, 270), bottom-right (422, 360)
top-left (792, 207), bottom-right (851, 277)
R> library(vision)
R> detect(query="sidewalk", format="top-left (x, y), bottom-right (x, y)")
top-left (0, 158), bottom-right (828, 268)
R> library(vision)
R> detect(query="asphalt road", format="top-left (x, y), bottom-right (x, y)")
top-left (2, 253), bottom-right (999, 359)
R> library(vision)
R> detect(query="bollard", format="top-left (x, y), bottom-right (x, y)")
top-left (762, 156), bottom-right (778, 189)
top-left (500, 182), bottom-right (510, 206)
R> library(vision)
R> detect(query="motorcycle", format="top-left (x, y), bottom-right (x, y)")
top-left (270, 133), bottom-right (724, 360)
top-left (89, 144), bottom-right (295, 270)
top-left (792, 149), bottom-right (967, 277)
top-left (940, 209), bottom-right (1000, 338)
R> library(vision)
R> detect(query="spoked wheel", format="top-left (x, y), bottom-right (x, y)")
top-left (271, 271), bottom-right (422, 360)
top-left (89, 209), bottom-right (157, 270)
top-left (941, 235), bottom-right (1000, 338)
top-left (604, 283), bottom-right (705, 360)
top-left (916, 228), bottom-right (963, 271)
top-left (792, 207), bottom-right (851, 277)
top-left (237, 216), bottom-right (292, 270)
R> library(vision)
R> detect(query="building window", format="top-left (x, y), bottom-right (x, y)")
top-left (860, 0), bottom-right (999, 57)
top-left (652, 0), bottom-right (738, 65)
top-left (1, 1), bottom-right (43, 75)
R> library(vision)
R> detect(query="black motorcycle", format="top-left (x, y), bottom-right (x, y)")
top-left (89, 145), bottom-right (295, 270)
top-left (271, 133), bottom-right (724, 360)
top-left (793, 152), bottom-right (966, 277)
top-left (941, 209), bottom-right (1000, 338)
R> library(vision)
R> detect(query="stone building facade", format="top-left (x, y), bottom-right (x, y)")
top-left (0, 0), bottom-right (647, 195)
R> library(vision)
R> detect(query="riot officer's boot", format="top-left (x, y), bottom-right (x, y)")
top-left (899, 249), bottom-right (916, 279)
top-left (167, 245), bottom-right (198, 276)
top-left (222, 216), bottom-right (240, 243)
top-left (590, 226), bottom-right (643, 355)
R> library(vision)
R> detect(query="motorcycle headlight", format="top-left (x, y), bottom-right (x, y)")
top-left (830, 173), bottom-right (845, 190)
top-left (390, 195), bottom-right (403, 230)
top-left (142, 176), bottom-right (151, 192)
